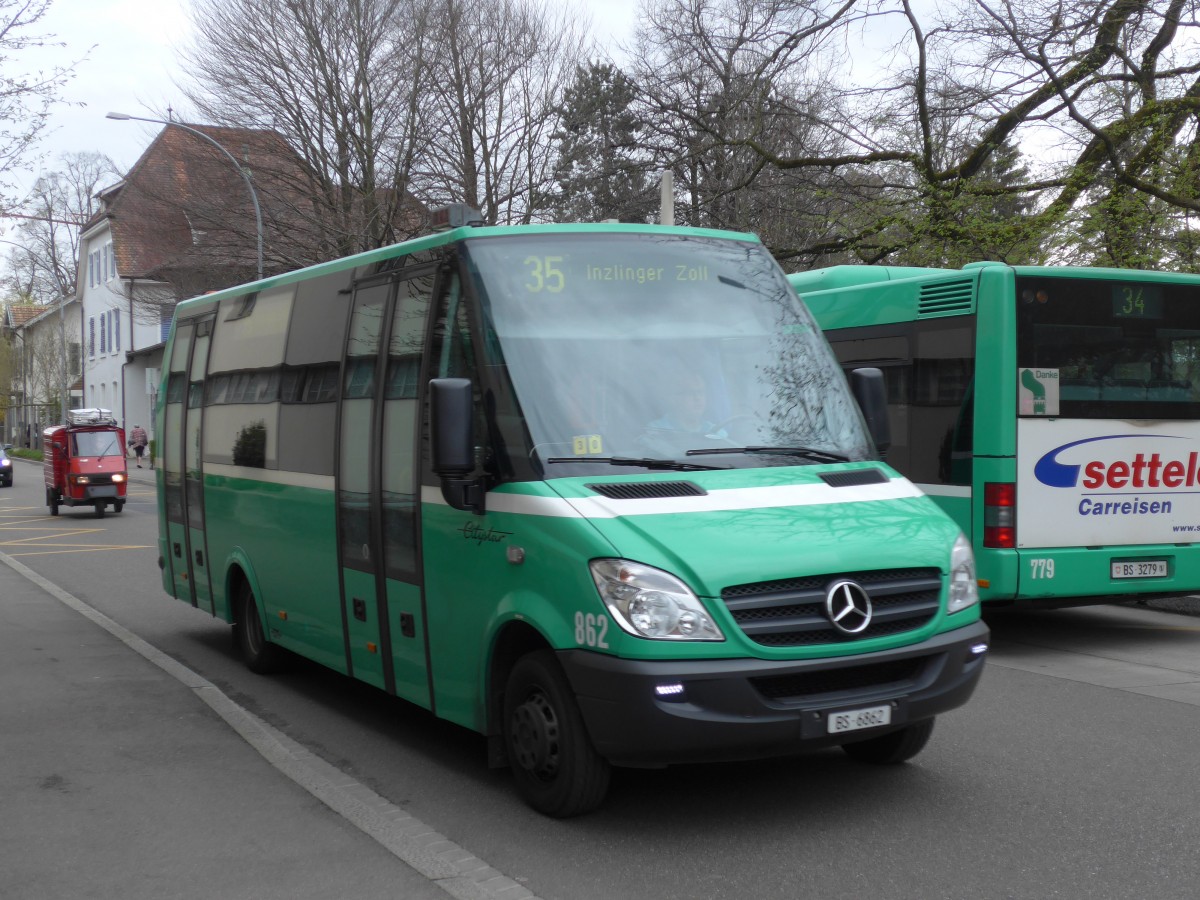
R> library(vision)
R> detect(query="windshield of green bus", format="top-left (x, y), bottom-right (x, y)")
top-left (464, 232), bottom-right (876, 476)
top-left (1016, 276), bottom-right (1200, 419)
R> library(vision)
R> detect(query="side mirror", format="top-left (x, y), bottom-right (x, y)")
top-left (849, 367), bottom-right (891, 456)
top-left (430, 377), bottom-right (484, 513)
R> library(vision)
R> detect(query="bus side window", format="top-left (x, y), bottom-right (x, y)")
top-left (939, 380), bottom-right (974, 485)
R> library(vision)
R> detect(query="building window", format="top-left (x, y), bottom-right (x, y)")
top-left (88, 317), bottom-right (95, 357)
top-left (69, 342), bottom-right (81, 374)
top-left (100, 312), bottom-right (107, 354)
top-left (114, 308), bottom-right (120, 351)
top-left (107, 242), bottom-right (116, 282)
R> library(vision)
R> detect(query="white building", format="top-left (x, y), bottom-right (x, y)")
top-left (77, 211), bottom-right (169, 444)
top-left (3, 299), bottom-right (83, 447)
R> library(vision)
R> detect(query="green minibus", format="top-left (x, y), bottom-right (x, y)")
top-left (156, 209), bottom-right (988, 816)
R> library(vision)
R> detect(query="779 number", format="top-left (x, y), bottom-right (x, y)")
top-left (1029, 558), bottom-right (1055, 579)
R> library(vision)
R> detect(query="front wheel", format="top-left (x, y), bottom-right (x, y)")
top-left (94, 502), bottom-right (105, 519)
top-left (233, 580), bottom-right (286, 674)
top-left (841, 718), bottom-right (935, 764)
top-left (114, 501), bottom-right (124, 513)
top-left (503, 651), bottom-right (611, 817)
top-left (47, 490), bottom-right (59, 516)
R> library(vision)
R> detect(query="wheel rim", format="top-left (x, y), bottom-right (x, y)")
top-left (509, 690), bottom-right (561, 783)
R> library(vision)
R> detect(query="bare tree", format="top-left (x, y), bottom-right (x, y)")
top-left (627, 0), bottom-right (870, 250)
top-left (0, 0), bottom-right (80, 211)
top-left (181, 0), bottom-right (435, 260)
top-left (420, 0), bottom-right (591, 224)
top-left (633, 0), bottom-right (1200, 270)
top-left (2, 152), bottom-right (118, 305)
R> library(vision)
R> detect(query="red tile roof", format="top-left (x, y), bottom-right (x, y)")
top-left (87, 124), bottom-right (311, 282)
top-left (3, 304), bottom-right (44, 328)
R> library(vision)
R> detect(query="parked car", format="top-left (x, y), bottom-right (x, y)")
top-left (0, 444), bottom-right (12, 487)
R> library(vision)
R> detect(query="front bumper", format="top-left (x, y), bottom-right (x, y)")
top-left (560, 619), bottom-right (989, 767)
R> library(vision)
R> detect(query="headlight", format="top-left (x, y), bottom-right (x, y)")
top-left (112, 473), bottom-right (126, 483)
top-left (948, 533), bottom-right (980, 613)
top-left (0, 458), bottom-right (9, 467)
top-left (72, 474), bottom-right (90, 484)
top-left (590, 559), bottom-right (724, 641)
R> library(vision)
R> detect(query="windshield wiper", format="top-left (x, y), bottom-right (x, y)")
top-left (685, 446), bottom-right (850, 463)
top-left (545, 456), bottom-right (728, 471)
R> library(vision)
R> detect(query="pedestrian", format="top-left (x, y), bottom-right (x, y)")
top-left (129, 424), bottom-right (149, 468)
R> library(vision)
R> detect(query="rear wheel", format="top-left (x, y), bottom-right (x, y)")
top-left (233, 580), bottom-right (285, 674)
top-left (503, 650), bottom-right (610, 817)
top-left (841, 718), bottom-right (935, 764)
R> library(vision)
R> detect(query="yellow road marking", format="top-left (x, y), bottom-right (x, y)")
top-left (3, 545), bottom-right (152, 557)
top-left (1, 529), bottom-right (107, 544)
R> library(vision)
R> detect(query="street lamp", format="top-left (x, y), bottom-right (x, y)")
top-left (106, 112), bottom-right (264, 282)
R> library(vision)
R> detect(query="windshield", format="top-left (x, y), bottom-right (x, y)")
top-left (72, 430), bottom-right (123, 457)
top-left (465, 232), bottom-right (875, 477)
top-left (1017, 276), bottom-right (1200, 419)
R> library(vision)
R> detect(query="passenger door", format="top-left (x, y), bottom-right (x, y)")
top-left (336, 265), bottom-right (434, 704)
top-left (161, 315), bottom-right (216, 613)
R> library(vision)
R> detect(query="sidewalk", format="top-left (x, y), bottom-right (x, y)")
top-left (0, 558), bottom-right (451, 900)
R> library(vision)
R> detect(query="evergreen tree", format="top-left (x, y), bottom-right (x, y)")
top-left (545, 62), bottom-right (658, 223)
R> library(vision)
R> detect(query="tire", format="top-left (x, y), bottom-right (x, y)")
top-left (94, 502), bottom-right (105, 518)
top-left (841, 718), bottom-right (935, 764)
top-left (114, 501), bottom-right (125, 513)
top-left (233, 580), bottom-right (286, 674)
top-left (503, 650), bottom-right (611, 817)
top-left (48, 490), bottom-right (59, 516)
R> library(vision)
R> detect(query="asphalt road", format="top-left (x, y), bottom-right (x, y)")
top-left (3, 457), bottom-right (1200, 900)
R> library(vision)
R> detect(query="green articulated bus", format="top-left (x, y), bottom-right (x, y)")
top-left (791, 262), bottom-right (1200, 608)
top-left (156, 206), bottom-right (988, 816)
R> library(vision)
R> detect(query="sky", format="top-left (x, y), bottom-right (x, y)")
top-left (7, 0), bottom-right (642, 207)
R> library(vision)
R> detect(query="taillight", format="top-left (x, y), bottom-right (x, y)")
top-left (984, 482), bottom-right (1015, 548)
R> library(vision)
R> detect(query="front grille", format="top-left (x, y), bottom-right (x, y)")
top-left (751, 657), bottom-right (927, 702)
top-left (720, 568), bottom-right (941, 646)
top-left (88, 474), bottom-right (116, 485)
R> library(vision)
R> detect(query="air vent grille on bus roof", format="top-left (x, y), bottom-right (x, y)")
top-left (918, 278), bottom-right (974, 317)
top-left (586, 481), bottom-right (707, 500)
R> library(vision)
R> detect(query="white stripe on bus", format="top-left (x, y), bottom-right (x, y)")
top-left (424, 479), bottom-right (924, 518)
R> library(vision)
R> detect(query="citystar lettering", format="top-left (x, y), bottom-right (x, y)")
top-left (1081, 452), bottom-right (1200, 489)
